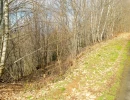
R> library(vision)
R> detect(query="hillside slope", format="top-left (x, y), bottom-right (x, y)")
top-left (0, 33), bottom-right (130, 100)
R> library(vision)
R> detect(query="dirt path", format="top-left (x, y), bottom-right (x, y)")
top-left (119, 69), bottom-right (130, 100)
top-left (116, 68), bottom-right (130, 100)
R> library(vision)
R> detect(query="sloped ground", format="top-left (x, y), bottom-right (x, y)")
top-left (0, 33), bottom-right (130, 100)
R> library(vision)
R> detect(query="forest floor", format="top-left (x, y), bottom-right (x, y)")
top-left (0, 33), bottom-right (130, 100)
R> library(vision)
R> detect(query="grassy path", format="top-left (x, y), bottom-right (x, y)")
top-left (116, 35), bottom-right (130, 100)
top-left (1, 33), bottom-right (130, 100)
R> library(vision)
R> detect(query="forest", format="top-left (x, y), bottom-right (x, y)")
top-left (1, 0), bottom-right (130, 100)
top-left (0, 0), bottom-right (130, 82)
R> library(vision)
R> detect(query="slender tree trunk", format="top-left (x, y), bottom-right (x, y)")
top-left (101, 1), bottom-right (111, 40)
top-left (0, 0), bottom-right (3, 25)
top-left (0, 0), bottom-right (9, 77)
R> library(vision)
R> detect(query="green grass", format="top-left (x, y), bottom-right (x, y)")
top-left (97, 40), bottom-right (130, 100)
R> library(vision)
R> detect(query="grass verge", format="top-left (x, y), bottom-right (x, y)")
top-left (97, 39), bottom-right (130, 100)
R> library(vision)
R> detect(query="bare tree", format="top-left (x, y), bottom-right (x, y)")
top-left (0, 0), bottom-right (9, 77)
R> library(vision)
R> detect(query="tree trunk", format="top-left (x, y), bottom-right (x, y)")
top-left (0, 0), bottom-right (9, 77)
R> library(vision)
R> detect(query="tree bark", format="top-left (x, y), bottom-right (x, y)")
top-left (0, 0), bottom-right (9, 77)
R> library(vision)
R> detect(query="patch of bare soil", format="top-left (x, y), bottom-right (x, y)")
top-left (0, 83), bottom-right (23, 100)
